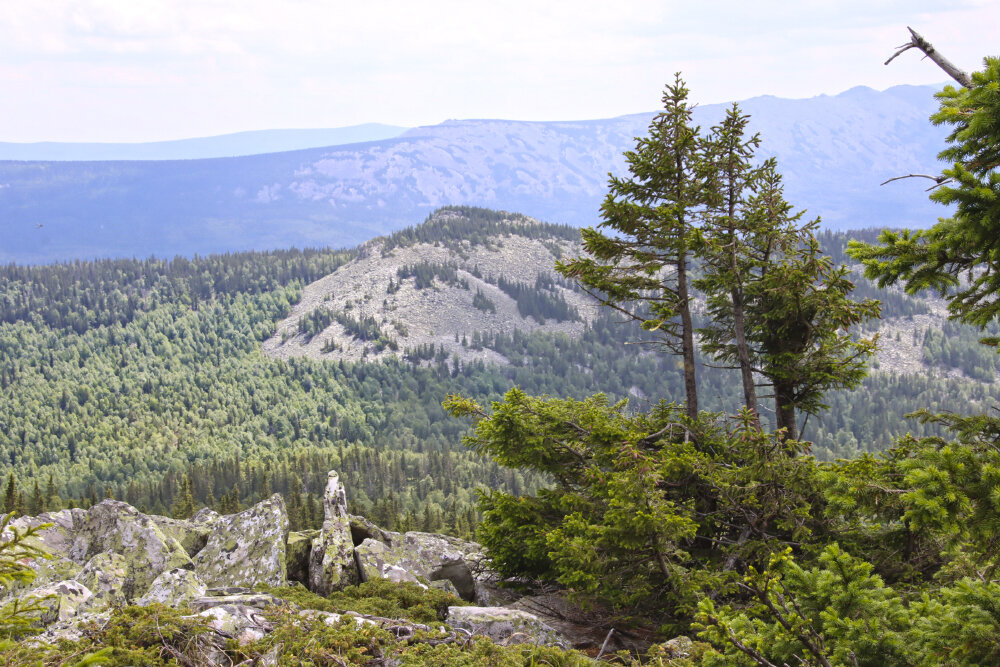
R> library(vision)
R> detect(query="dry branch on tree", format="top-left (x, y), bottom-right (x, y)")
top-left (885, 26), bottom-right (972, 87)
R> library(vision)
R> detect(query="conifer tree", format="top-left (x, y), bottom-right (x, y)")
top-left (44, 474), bottom-right (59, 512)
top-left (557, 74), bottom-right (711, 420)
top-left (27, 481), bottom-right (44, 516)
top-left (696, 104), bottom-right (763, 419)
top-left (848, 56), bottom-right (1000, 328)
top-left (2, 474), bottom-right (16, 516)
top-left (171, 475), bottom-right (195, 519)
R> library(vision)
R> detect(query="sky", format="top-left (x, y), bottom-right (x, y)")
top-left (0, 0), bottom-right (996, 143)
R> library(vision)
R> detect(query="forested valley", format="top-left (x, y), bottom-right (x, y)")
top-left (1, 209), bottom-right (998, 540)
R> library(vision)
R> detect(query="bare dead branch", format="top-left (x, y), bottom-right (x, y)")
top-left (885, 27), bottom-right (973, 88)
top-left (880, 173), bottom-right (948, 187)
top-left (596, 628), bottom-right (615, 660)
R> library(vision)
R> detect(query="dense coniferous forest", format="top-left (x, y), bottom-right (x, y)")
top-left (1, 210), bottom-right (998, 534)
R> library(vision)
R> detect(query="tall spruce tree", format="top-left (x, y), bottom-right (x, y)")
top-left (716, 164), bottom-right (880, 440)
top-left (695, 105), bottom-right (764, 419)
top-left (557, 74), bottom-right (711, 421)
top-left (690, 109), bottom-right (880, 439)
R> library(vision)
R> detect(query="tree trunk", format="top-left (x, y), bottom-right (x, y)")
top-left (731, 289), bottom-right (758, 420)
top-left (723, 153), bottom-right (757, 422)
top-left (774, 383), bottom-right (798, 441)
top-left (677, 250), bottom-right (699, 421)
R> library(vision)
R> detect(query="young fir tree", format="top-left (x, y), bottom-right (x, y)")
top-left (698, 150), bottom-right (880, 440)
top-left (557, 74), bottom-right (711, 421)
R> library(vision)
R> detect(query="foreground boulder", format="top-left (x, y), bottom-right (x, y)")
top-left (11, 501), bottom-right (193, 600)
top-left (192, 494), bottom-right (289, 588)
top-left (76, 552), bottom-right (130, 609)
top-left (447, 606), bottom-right (567, 647)
top-left (308, 471), bottom-right (357, 594)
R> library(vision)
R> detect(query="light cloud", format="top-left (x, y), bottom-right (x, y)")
top-left (0, 1), bottom-right (996, 141)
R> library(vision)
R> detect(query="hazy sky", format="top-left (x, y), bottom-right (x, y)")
top-left (0, 1), bottom-right (996, 142)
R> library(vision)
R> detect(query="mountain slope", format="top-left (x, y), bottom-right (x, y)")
top-left (1, 85), bottom-right (948, 264)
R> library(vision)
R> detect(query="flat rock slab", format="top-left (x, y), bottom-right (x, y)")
top-left (197, 604), bottom-right (275, 645)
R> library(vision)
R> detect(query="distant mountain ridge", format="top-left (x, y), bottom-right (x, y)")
top-left (0, 84), bottom-right (950, 264)
top-left (0, 123), bottom-right (408, 161)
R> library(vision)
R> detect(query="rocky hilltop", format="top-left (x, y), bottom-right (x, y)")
top-left (264, 209), bottom-right (593, 366)
top-left (3, 470), bottom-right (631, 662)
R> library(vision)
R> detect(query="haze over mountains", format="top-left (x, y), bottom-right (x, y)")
top-left (1, 84), bottom-right (949, 264)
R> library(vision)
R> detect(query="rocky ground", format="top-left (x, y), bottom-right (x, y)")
top-left (2, 470), bottom-right (644, 663)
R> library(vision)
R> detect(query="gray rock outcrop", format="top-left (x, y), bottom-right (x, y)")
top-left (307, 471), bottom-right (357, 594)
top-left (77, 552), bottom-right (130, 609)
top-left (1, 468), bottom-right (584, 656)
top-left (69, 500), bottom-right (192, 594)
top-left (23, 580), bottom-right (93, 625)
top-left (137, 568), bottom-right (208, 607)
top-left (355, 530), bottom-right (483, 601)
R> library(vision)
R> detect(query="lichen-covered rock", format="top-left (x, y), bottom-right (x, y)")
top-left (68, 501), bottom-right (192, 594)
top-left (189, 593), bottom-right (287, 613)
top-left (23, 579), bottom-right (93, 625)
top-left (355, 538), bottom-right (425, 587)
top-left (286, 529), bottom-right (318, 585)
top-left (429, 578), bottom-right (460, 597)
top-left (308, 471), bottom-right (357, 594)
top-left (659, 636), bottom-right (697, 658)
top-left (8, 509), bottom-right (87, 560)
top-left (355, 531), bottom-right (481, 600)
top-left (152, 515), bottom-right (213, 558)
top-left (446, 606), bottom-right (567, 647)
top-left (137, 568), bottom-right (208, 607)
top-left (349, 514), bottom-right (400, 547)
top-left (192, 494), bottom-right (289, 588)
top-left (6, 555), bottom-right (82, 597)
top-left (299, 608), bottom-right (378, 628)
top-left (77, 552), bottom-right (130, 609)
top-left (191, 507), bottom-right (221, 524)
top-left (196, 603), bottom-right (275, 645)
